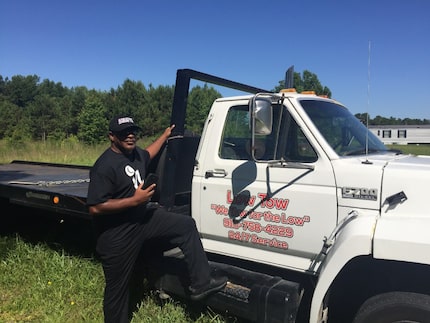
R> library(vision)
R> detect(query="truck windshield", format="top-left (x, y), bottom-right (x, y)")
top-left (300, 100), bottom-right (388, 156)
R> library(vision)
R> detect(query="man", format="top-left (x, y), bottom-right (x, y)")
top-left (87, 116), bottom-right (227, 323)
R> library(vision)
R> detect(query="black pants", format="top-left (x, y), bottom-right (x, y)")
top-left (95, 207), bottom-right (211, 323)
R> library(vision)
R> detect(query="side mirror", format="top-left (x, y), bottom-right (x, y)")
top-left (252, 97), bottom-right (273, 135)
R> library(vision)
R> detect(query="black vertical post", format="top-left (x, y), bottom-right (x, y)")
top-left (285, 65), bottom-right (294, 89)
top-left (170, 69), bottom-right (191, 136)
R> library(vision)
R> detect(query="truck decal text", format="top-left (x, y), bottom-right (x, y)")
top-left (210, 190), bottom-right (311, 250)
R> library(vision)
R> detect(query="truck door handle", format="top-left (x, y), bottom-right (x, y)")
top-left (205, 169), bottom-right (227, 178)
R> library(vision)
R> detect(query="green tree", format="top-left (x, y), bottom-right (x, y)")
top-left (68, 86), bottom-right (90, 136)
top-left (77, 92), bottom-right (107, 144)
top-left (3, 75), bottom-right (40, 107)
top-left (273, 69), bottom-right (331, 97)
top-left (0, 75), bottom-right (6, 95)
top-left (186, 84), bottom-right (221, 134)
top-left (38, 79), bottom-right (68, 98)
top-left (111, 79), bottom-right (147, 118)
top-left (138, 84), bottom-right (173, 136)
top-left (26, 94), bottom-right (64, 140)
top-left (355, 113), bottom-right (370, 124)
top-left (0, 99), bottom-right (25, 139)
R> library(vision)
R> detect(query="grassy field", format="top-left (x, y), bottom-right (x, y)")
top-left (388, 143), bottom-right (430, 156)
top-left (0, 138), bottom-right (113, 166)
top-left (0, 212), bottom-right (231, 323)
top-left (1, 140), bottom-right (429, 322)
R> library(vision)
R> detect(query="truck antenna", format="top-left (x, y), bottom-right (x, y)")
top-left (364, 40), bottom-right (371, 162)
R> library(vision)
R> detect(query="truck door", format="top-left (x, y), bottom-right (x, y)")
top-left (194, 100), bottom-right (338, 271)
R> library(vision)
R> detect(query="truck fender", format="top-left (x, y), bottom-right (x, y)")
top-left (309, 211), bottom-right (378, 323)
top-left (373, 215), bottom-right (430, 265)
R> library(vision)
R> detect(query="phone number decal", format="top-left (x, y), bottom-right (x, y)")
top-left (223, 218), bottom-right (294, 237)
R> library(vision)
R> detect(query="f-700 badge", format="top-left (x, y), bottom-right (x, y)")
top-left (342, 187), bottom-right (378, 200)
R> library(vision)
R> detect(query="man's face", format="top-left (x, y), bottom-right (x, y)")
top-left (109, 129), bottom-right (138, 154)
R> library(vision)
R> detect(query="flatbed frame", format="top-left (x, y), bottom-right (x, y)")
top-left (0, 160), bottom-right (91, 219)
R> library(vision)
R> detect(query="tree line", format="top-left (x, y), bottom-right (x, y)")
top-left (355, 113), bottom-right (429, 126)
top-left (0, 71), bottom-right (427, 144)
top-left (0, 74), bottom-right (220, 144)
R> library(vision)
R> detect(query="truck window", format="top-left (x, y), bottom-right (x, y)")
top-left (300, 99), bottom-right (387, 156)
top-left (219, 105), bottom-right (251, 160)
top-left (273, 103), bottom-right (317, 162)
top-left (219, 104), bottom-right (317, 162)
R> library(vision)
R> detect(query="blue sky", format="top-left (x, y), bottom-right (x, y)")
top-left (1, 0), bottom-right (429, 120)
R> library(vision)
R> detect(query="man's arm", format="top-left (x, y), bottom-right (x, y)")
top-left (145, 125), bottom-right (175, 159)
top-left (88, 182), bottom-right (156, 215)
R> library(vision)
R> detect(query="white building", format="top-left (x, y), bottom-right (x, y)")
top-left (369, 125), bottom-right (430, 145)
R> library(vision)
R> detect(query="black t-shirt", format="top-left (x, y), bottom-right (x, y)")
top-left (87, 147), bottom-right (151, 229)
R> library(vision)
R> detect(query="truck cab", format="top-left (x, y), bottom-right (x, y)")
top-left (194, 90), bottom-right (386, 269)
top-left (3, 68), bottom-right (430, 322)
top-left (180, 84), bottom-right (430, 322)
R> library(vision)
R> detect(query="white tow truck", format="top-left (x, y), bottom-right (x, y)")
top-left (2, 69), bottom-right (430, 322)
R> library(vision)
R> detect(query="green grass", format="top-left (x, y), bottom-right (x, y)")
top-left (0, 236), bottom-right (104, 322)
top-left (0, 220), bottom-right (231, 323)
top-left (387, 144), bottom-right (430, 156)
top-left (0, 138), bottom-right (154, 165)
top-left (0, 139), bottom-right (104, 165)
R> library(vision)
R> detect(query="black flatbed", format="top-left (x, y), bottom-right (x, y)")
top-left (0, 160), bottom-right (91, 219)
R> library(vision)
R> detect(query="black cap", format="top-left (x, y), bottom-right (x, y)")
top-left (109, 116), bottom-right (141, 133)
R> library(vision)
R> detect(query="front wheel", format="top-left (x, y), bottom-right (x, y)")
top-left (352, 292), bottom-right (430, 323)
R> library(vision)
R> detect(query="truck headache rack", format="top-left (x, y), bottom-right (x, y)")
top-left (157, 69), bottom-right (271, 208)
top-left (171, 69), bottom-right (270, 136)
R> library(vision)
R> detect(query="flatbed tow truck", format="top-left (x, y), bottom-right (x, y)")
top-left (2, 68), bottom-right (430, 323)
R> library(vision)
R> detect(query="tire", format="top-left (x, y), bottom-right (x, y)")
top-left (352, 292), bottom-right (430, 323)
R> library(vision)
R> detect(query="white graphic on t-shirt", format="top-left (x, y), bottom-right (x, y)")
top-left (124, 165), bottom-right (143, 189)
top-left (125, 165), bottom-right (135, 177)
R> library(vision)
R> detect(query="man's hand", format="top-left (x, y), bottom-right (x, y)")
top-left (146, 124), bottom-right (176, 159)
top-left (163, 124), bottom-right (176, 138)
top-left (135, 182), bottom-right (156, 204)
